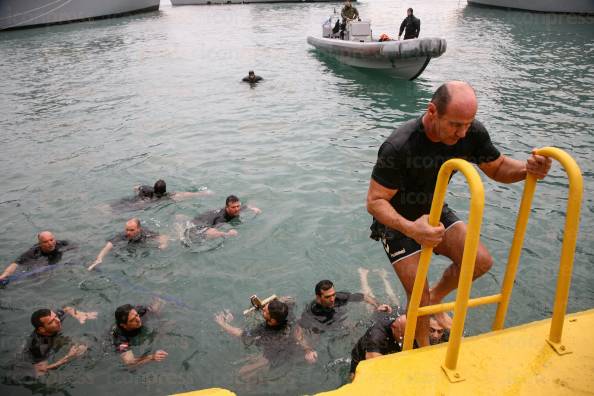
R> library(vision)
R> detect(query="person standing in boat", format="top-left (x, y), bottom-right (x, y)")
top-left (340, 0), bottom-right (360, 40)
top-left (366, 81), bottom-right (552, 347)
top-left (398, 8), bottom-right (420, 40)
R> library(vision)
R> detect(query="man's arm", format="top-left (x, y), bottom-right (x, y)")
top-left (170, 190), bottom-right (213, 202)
top-left (479, 150), bottom-right (552, 184)
top-left (364, 351), bottom-right (383, 360)
top-left (294, 325), bottom-right (317, 364)
top-left (398, 18), bottom-right (406, 38)
top-left (247, 205), bottom-right (262, 215)
top-left (34, 344), bottom-right (87, 376)
top-left (120, 350), bottom-right (168, 367)
top-left (62, 307), bottom-right (98, 324)
top-left (157, 235), bottom-right (169, 249)
top-left (88, 242), bottom-right (114, 271)
top-left (214, 311), bottom-right (243, 337)
top-left (362, 294), bottom-right (392, 313)
top-left (416, 18), bottom-right (420, 37)
top-left (0, 262), bottom-right (18, 281)
top-left (366, 179), bottom-right (444, 247)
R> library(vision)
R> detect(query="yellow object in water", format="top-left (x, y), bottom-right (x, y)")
top-left (319, 309), bottom-right (594, 395)
top-left (171, 388), bottom-right (236, 396)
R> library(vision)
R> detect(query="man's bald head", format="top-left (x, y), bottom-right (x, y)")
top-left (125, 218), bottom-right (142, 240)
top-left (431, 81), bottom-right (477, 118)
top-left (37, 231), bottom-right (57, 253)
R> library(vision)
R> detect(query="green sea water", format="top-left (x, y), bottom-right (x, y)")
top-left (0, 0), bottom-right (592, 394)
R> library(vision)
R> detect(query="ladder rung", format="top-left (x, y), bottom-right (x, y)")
top-left (417, 294), bottom-right (502, 316)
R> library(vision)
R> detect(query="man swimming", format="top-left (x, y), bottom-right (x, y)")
top-left (242, 70), bottom-right (263, 84)
top-left (134, 179), bottom-right (211, 202)
top-left (0, 231), bottom-right (74, 285)
top-left (88, 218), bottom-right (168, 270)
top-left (189, 195), bottom-right (261, 239)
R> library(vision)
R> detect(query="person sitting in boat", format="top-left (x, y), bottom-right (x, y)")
top-left (0, 231), bottom-right (75, 286)
top-left (242, 70), bottom-right (262, 84)
top-left (398, 8), bottom-right (420, 40)
top-left (340, 0), bottom-right (360, 39)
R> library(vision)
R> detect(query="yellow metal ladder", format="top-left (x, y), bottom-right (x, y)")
top-left (401, 147), bottom-right (584, 382)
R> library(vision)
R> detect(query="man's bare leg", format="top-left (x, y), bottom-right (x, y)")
top-left (392, 252), bottom-right (430, 347)
top-left (375, 267), bottom-right (400, 307)
top-left (430, 222), bottom-right (493, 329)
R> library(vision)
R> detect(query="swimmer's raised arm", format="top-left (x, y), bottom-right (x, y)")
top-left (62, 306), bottom-right (98, 324)
top-left (214, 311), bottom-right (243, 337)
top-left (88, 242), bottom-right (114, 271)
top-left (247, 205), bottom-right (261, 215)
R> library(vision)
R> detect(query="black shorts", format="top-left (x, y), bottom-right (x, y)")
top-left (380, 205), bottom-right (461, 264)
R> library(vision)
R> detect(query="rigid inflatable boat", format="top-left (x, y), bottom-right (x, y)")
top-left (307, 17), bottom-right (447, 80)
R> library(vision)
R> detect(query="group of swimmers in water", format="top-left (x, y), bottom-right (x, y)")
top-left (0, 178), bottom-right (445, 381)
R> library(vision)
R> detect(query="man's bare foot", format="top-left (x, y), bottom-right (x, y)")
top-left (358, 267), bottom-right (369, 277)
top-left (374, 268), bottom-right (389, 279)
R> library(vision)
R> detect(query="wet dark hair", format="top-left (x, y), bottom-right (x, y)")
top-left (248, 70), bottom-right (255, 75)
top-left (31, 309), bottom-right (51, 329)
top-left (315, 280), bottom-right (334, 296)
top-left (154, 179), bottom-right (166, 197)
top-left (431, 83), bottom-right (451, 115)
top-left (225, 195), bottom-right (240, 206)
top-left (267, 300), bottom-right (288, 324)
top-left (115, 304), bottom-right (134, 327)
top-left (408, 7), bottom-right (413, 13)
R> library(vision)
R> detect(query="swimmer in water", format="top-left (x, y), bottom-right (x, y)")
top-left (27, 306), bottom-right (98, 376)
top-left (134, 179), bottom-right (212, 202)
top-left (214, 298), bottom-right (316, 380)
top-left (0, 231), bottom-right (74, 285)
top-left (112, 301), bottom-right (168, 367)
top-left (88, 218), bottom-right (168, 271)
top-left (242, 70), bottom-right (263, 84)
top-left (189, 195), bottom-right (261, 239)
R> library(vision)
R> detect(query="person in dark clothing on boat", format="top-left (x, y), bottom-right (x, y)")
top-left (398, 8), bottom-right (420, 40)
top-left (340, 0), bottom-right (360, 40)
top-left (0, 231), bottom-right (75, 285)
top-left (242, 70), bottom-right (263, 84)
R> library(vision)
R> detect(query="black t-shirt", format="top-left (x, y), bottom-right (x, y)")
top-left (15, 241), bottom-right (72, 266)
top-left (350, 315), bottom-right (401, 372)
top-left (193, 206), bottom-right (245, 227)
top-left (241, 321), bottom-right (299, 365)
top-left (111, 305), bottom-right (149, 353)
top-left (27, 310), bottom-right (69, 364)
top-left (370, 117), bottom-right (500, 237)
top-left (400, 15), bottom-right (421, 39)
top-left (298, 291), bottom-right (364, 332)
top-left (108, 229), bottom-right (158, 245)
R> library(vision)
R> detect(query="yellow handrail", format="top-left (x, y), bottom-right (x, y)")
top-left (402, 148), bottom-right (583, 382)
top-left (402, 159), bottom-right (485, 376)
top-left (492, 147), bottom-right (583, 352)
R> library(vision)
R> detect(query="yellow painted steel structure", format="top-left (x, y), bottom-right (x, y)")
top-left (173, 148), bottom-right (589, 396)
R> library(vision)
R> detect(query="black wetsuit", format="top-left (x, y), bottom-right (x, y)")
top-left (111, 305), bottom-right (151, 354)
top-left (15, 241), bottom-right (72, 266)
top-left (369, 117), bottom-right (501, 261)
top-left (137, 185), bottom-right (169, 200)
top-left (350, 315), bottom-right (401, 374)
top-left (399, 15), bottom-right (421, 40)
top-left (193, 207), bottom-right (245, 228)
top-left (298, 291), bottom-right (364, 333)
top-left (242, 76), bottom-right (263, 83)
top-left (26, 310), bottom-right (70, 364)
top-left (109, 229), bottom-right (158, 246)
top-left (241, 321), bottom-right (300, 366)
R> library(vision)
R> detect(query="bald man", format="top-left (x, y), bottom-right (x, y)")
top-left (88, 218), bottom-right (168, 271)
top-left (366, 81), bottom-right (552, 347)
top-left (0, 231), bottom-right (73, 284)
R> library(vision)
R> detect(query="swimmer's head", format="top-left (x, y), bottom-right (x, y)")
top-left (225, 195), bottom-right (242, 217)
top-left (154, 179), bottom-right (166, 197)
top-left (390, 315), bottom-right (406, 341)
top-left (125, 218), bottom-right (142, 240)
top-left (37, 231), bottom-right (56, 253)
top-left (263, 299), bottom-right (288, 327)
top-left (31, 308), bottom-right (62, 335)
top-left (115, 304), bottom-right (143, 331)
top-left (315, 280), bottom-right (336, 308)
top-left (429, 316), bottom-right (446, 345)
top-left (248, 70), bottom-right (255, 76)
